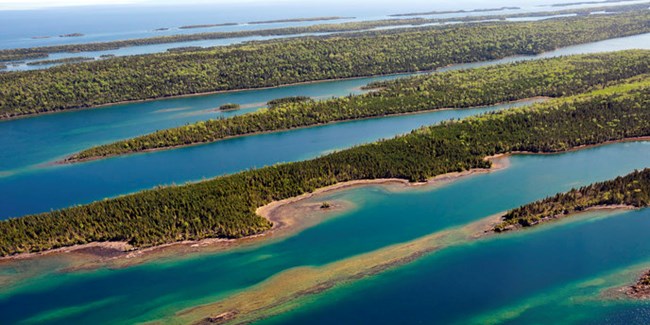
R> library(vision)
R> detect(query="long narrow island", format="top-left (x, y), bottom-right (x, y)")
top-left (65, 50), bottom-right (650, 162)
top-left (0, 74), bottom-right (648, 256)
top-left (1, 10), bottom-right (649, 119)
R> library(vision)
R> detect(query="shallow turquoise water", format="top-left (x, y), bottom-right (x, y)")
top-left (0, 141), bottom-right (648, 324)
top-left (3, 0), bottom-right (643, 70)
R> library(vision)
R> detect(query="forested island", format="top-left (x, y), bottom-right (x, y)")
top-left (59, 33), bottom-right (84, 38)
top-left (66, 51), bottom-right (650, 162)
top-left (494, 169), bottom-right (650, 232)
top-left (389, 6), bottom-right (520, 17)
top-left (248, 16), bottom-right (353, 24)
top-left (1, 10), bottom-right (649, 120)
top-left (166, 46), bottom-right (203, 53)
top-left (179, 23), bottom-right (238, 29)
top-left (629, 270), bottom-right (650, 298)
top-left (0, 2), bottom-right (644, 63)
top-left (218, 103), bottom-right (241, 111)
top-left (0, 76), bottom-right (648, 256)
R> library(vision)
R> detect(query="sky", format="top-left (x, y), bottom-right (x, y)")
top-left (0, 0), bottom-right (637, 11)
top-left (0, 0), bottom-right (271, 10)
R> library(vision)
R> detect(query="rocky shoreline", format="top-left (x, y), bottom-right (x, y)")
top-left (628, 270), bottom-right (650, 299)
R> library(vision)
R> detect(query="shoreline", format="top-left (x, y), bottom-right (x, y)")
top-left (172, 198), bottom-right (639, 324)
top-left (0, 155), bottom-right (509, 264)
top-left (0, 71), bottom-right (417, 122)
top-left (5, 138), bottom-right (650, 263)
top-left (3, 24), bottom-right (650, 122)
top-left (508, 136), bottom-right (650, 156)
top-left (491, 204), bottom-right (638, 233)
top-left (60, 96), bottom-right (548, 165)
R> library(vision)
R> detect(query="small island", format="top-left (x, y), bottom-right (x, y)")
top-left (99, 54), bottom-right (116, 59)
top-left (179, 23), bottom-right (238, 29)
top-left (59, 33), bottom-right (84, 38)
top-left (267, 96), bottom-right (313, 108)
top-left (248, 16), bottom-right (353, 25)
top-left (153, 27), bottom-right (170, 31)
top-left (218, 103), bottom-right (241, 111)
top-left (31, 36), bottom-right (51, 39)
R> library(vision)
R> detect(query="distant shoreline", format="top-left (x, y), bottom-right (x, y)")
top-left (4, 8), bottom-right (650, 121)
top-left (390, 6), bottom-right (520, 17)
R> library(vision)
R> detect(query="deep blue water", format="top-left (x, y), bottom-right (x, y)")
top-left (3, 0), bottom-right (635, 46)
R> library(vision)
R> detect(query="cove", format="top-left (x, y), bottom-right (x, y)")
top-left (0, 141), bottom-right (648, 324)
top-left (264, 210), bottom-right (650, 325)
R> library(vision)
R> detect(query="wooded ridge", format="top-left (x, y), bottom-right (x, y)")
top-left (67, 50), bottom-right (650, 162)
top-left (1, 11), bottom-right (649, 119)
